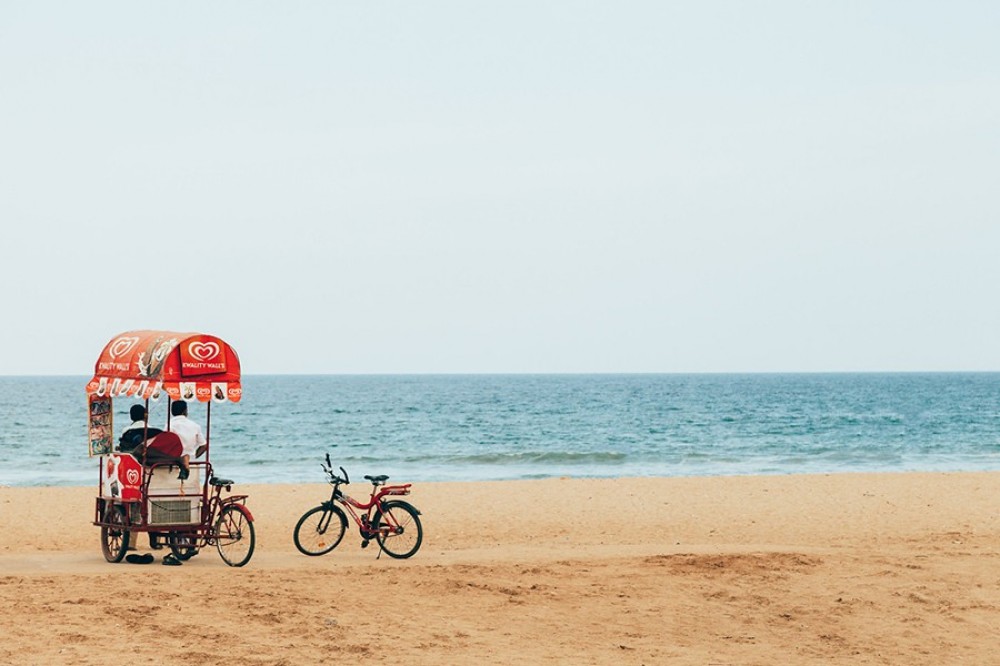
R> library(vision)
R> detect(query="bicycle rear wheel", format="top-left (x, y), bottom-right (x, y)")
top-left (373, 500), bottom-right (423, 559)
top-left (293, 505), bottom-right (347, 556)
top-left (215, 505), bottom-right (255, 567)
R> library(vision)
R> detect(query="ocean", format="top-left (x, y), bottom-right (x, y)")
top-left (2, 373), bottom-right (999, 487)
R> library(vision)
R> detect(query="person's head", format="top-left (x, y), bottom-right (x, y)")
top-left (171, 400), bottom-right (188, 417)
top-left (129, 404), bottom-right (146, 422)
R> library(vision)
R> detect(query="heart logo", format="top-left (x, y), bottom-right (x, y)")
top-left (109, 337), bottom-right (139, 359)
top-left (188, 341), bottom-right (220, 361)
top-left (126, 469), bottom-right (140, 485)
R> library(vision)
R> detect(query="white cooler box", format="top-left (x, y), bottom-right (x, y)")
top-left (146, 466), bottom-right (202, 525)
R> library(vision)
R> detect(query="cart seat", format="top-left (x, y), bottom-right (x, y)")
top-left (147, 464), bottom-right (201, 495)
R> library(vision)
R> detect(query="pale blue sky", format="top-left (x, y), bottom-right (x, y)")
top-left (1, 2), bottom-right (998, 374)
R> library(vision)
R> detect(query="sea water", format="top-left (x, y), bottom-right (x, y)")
top-left (1, 373), bottom-right (999, 487)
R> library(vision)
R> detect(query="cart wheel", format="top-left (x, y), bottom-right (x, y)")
top-left (215, 505), bottom-right (255, 567)
top-left (167, 532), bottom-right (199, 560)
top-left (101, 504), bottom-right (131, 563)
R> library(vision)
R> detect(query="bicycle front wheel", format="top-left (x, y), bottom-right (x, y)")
top-left (373, 500), bottom-right (423, 559)
top-left (293, 505), bottom-right (347, 556)
top-left (215, 504), bottom-right (255, 567)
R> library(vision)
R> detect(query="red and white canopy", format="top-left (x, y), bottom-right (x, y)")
top-left (85, 330), bottom-right (243, 402)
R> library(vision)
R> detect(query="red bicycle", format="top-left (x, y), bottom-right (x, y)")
top-left (293, 454), bottom-right (423, 559)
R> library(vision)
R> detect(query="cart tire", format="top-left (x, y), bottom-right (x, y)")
top-left (293, 505), bottom-right (347, 556)
top-left (215, 505), bottom-right (255, 567)
top-left (101, 504), bottom-right (131, 563)
top-left (167, 532), bottom-right (198, 559)
top-left (372, 500), bottom-right (423, 559)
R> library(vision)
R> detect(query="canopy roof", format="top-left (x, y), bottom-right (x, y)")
top-left (85, 330), bottom-right (242, 402)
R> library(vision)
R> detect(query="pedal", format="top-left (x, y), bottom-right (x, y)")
top-left (360, 540), bottom-right (369, 549)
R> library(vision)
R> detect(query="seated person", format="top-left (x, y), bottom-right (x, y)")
top-left (167, 400), bottom-right (206, 481)
top-left (118, 404), bottom-right (175, 556)
top-left (119, 404), bottom-right (184, 468)
top-left (119, 405), bottom-right (163, 453)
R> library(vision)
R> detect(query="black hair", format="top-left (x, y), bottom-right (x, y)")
top-left (171, 400), bottom-right (187, 417)
top-left (129, 404), bottom-right (146, 422)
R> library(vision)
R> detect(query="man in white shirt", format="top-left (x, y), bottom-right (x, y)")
top-left (168, 400), bottom-right (206, 481)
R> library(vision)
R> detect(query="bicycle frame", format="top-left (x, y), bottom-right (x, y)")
top-left (177, 473), bottom-right (253, 548)
top-left (327, 481), bottom-right (412, 537)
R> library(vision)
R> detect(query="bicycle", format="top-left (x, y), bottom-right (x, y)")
top-left (293, 454), bottom-right (423, 559)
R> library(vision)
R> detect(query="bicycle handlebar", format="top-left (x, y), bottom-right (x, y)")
top-left (321, 454), bottom-right (350, 485)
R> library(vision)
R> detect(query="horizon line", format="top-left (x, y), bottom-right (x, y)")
top-left (3, 369), bottom-right (1000, 378)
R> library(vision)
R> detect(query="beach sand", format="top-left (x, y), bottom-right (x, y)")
top-left (2, 472), bottom-right (999, 664)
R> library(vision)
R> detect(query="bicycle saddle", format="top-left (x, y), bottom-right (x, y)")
top-left (210, 477), bottom-right (234, 487)
top-left (364, 474), bottom-right (389, 485)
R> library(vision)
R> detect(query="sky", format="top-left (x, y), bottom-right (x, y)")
top-left (1, 2), bottom-right (998, 375)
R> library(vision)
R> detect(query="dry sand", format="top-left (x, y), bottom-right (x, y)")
top-left (2, 472), bottom-right (999, 664)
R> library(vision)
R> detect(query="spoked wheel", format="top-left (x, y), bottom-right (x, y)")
top-left (101, 504), bottom-right (131, 563)
top-left (167, 531), bottom-right (200, 561)
top-left (372, 500), bottom-right (423, 559)
top-left (293, 505), bottom-right (347, 556)
top-left (215, 505), bottom-right (255, 567)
